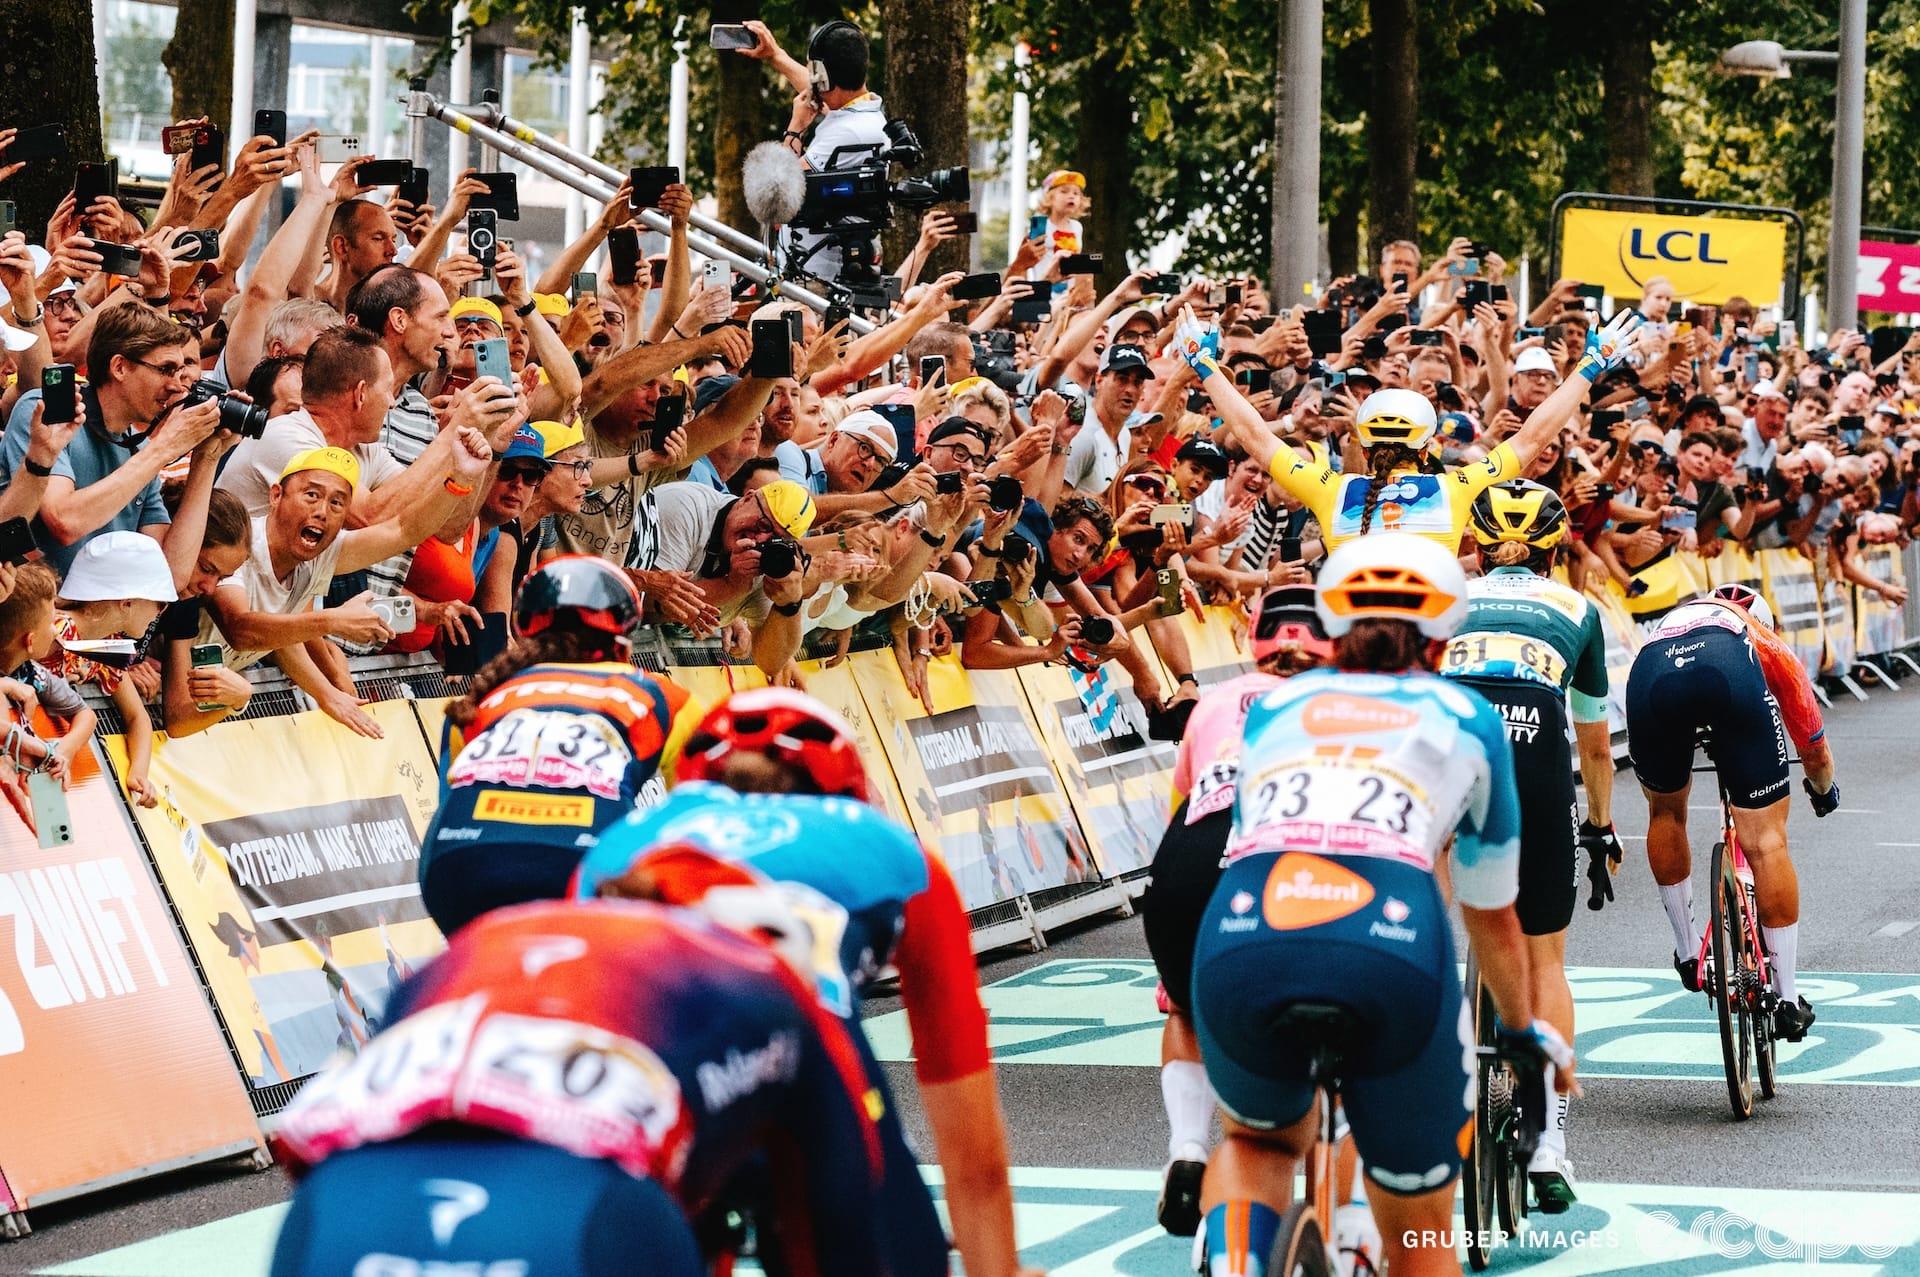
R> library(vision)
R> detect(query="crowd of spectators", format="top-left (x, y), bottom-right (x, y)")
top-left (0, 24), bottom-right (1912, 814)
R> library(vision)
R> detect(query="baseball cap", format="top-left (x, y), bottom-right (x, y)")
top-left (1105, 305), bottom-right (1159, 342)
top-left (61, 531), bottom-right (176, 604)
top-left (1175, 435), bottom-right (1230, 476)
top-left (449, 296), bottom-right (504, 328)
top-left (1750, 379), bottom-right (1788, 402)
top-left (280, 446), bottom-right (361, 489)
top-left (927, 416), bottom-right (989, 448)
top-left (692, 373), bottom-right (739, 416)
top-left (758, 480), bottom-right (816, 539)
top-left (532, 292), bottom-right (570, 319)
top-left (1873, 401), bottom-right (1901, 418)
top-left (833, 410), bottom-right (898, 457)
top-left (0, 311), bottom-right (35, 353)
top-left (501, 423), bottom-right (548, 463)
top-left (1041, 169), bottom-right (1085, 192)
top-left (1514, 347), bottom-right (1559, 375)
top-left (1099, 343), bottom-right (1155, 378)
top-left (532, 420), bottom-right (585, 457)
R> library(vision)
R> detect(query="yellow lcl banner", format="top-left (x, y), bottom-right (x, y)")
top-left (1560, 207), bottom-right (1787, 305)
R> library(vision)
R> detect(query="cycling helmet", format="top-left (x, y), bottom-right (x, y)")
top-left (515, 555), bottom-right (643, 652)
top-left (1352, 388), bottom-right (1439, 451)
top-left (677, 688), bottom-right (871, 803)
top-left (1315, 532), bottom-right (1469, 640)
top-left (697, 884), bottom-right (817, 974)
top-left (1250, 585), bottom-right (1333, 663)
top-left (1710, 582), bottom-right (1775, 631)
top-left (1469, 479), bottom-right (1569, 551)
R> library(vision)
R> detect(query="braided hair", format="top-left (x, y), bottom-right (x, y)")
top-left (1356, 444), bottom-right (1425, 535)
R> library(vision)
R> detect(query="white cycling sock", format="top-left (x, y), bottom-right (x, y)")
top-left (1162, 1060), bottom-right (1216, 1160)
top-left (1534, 1061), bottom-right (1568, 1156)
top-left (1763, 924), bottom-right (1799, 1001)
top-left (1660, 881), bottom-right (1698, 961)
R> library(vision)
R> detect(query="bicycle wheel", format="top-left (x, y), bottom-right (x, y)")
top-left (1710, 840), bottom-right (1754, 1120)
top-left (1269, 1201), bottom-right (1334, 1277)
top-left (1462, 958), bottom-right (1496, 1272)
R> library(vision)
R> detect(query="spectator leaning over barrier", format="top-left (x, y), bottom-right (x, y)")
top-left (154, 488), bottom-right (254, 738)
top-left (0, 563), bottom-right (97, 787)
top-left (201, 435), bottom-right (493, 734)
top-left (960, 493), bottom-right (1135, 677)
top-left (1741, 381), bottom-right (1790, 472)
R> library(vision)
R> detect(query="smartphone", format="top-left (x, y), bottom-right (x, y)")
top-left (39, 364), bottom-right (77, 426)
top-left (466, 209), bottom-right (497, 272)
top-left (607, 226), bottom-right (641, 285)
top-left (1660, 506), bottom-right (1697, 533)
top-left (1150, 503), bottom-right (1193, 527)
top-left (317, 134), bottom-right (366, 164)
top-left (1391, 271), bottom-right (1412, 297)
top-left (823, 299), bottom-right (851, 333)
top-left (1543, 323), bottom-right (1567, 350)
top-left (919, 355), bottom-right (947, 386)
top-left (1027, 213), bottom-right (1048, 242)
top-left (1059, 253), bottom-right (1102, 275)
top-left (1142, 273), bottom-right (1181, 295)
top-left (1280, 535), bottom-right (1303, 564)
top-left (396, 166), bottom-right (430, 208)
top-left (1011, 294), bottom-right (1051, 325)
top-left (1448, 256), bottom-right (1481, 276)
top-left (7, 124), bottom-right (66, 165)
top-left (1302, 310), bottom-right (1342, 356)
top-left (189, 125), bottom-right (225, 176)
top-left (570, 271), bottom-right (597, 304)
top-left (1622, 396), bottom-right (1648, 419)
top-left (648, 256), bottom-right (668, 287)
top-left (1744, 351), bottom-right (1761, 383)
top-left (1490, 284), bottom-right (1509, 304)
top-left (470, 172), bottom-right (519, 220)
top-left (171, 228), bottom-right (219, 262)
top-left (949, 272), bottom-right (1002, 302)
top-left (253, 109), bottom-right (287, 148)
top-left (629, 165), bottom-right (679, 210)
top-left (1719, 368), bottom-right (1737, 386)
top-left (86, 239), bottom-right (143, 277)
top-left (357, 158), bottom-right (415, 186)
top-left (0, 201), bottom-right (15, 239)
top-left (1838, 414), bottom-right (1866, 435)
top-left (1408, 328), bottom-right (1445, 348)
top-left (472, 337), bottom-right (512, 386)
top-left (73, 159), bottom-right (119, 209)
top-left (1779, 320), bottom-right (1797, 350)
top-left (654, 392), bottom-right (687, 436)
top-left (872, 402), bottom-right (915, 444)
top-left (696, 258), bottom-right (726, 294)
top-left (709, 22), bottom-right (758, 49)
top-left (189, 642), bottom-right (225, 712)
top-left (1225, 283), bottom-right (1243, 305)
top-left (1155, 567), bottom-right (1184, 617)
top-left (28, 770), bottom-right (71, 849)
top-left (1186, 389), bottom-right (1210, 415)
top-left (1588, 408), bottom-right (1625, 441)
top-left (777, 310), bottom-right (802, 348)
top-left (947, 210), bottom-right (979, 235)
top-left (1461, 280), bottom-right (1492, 310)
top-left (0, 517), bottom-right (38, 565)
top-left (1235, 367), bottom-right (1272, 394)
top-left (749, 319), bottom-right (793, 378)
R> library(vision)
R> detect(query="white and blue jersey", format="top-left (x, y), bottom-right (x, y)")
top-left (1230, 667), bottom-right (1523, 910)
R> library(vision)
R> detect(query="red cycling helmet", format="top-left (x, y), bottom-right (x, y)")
top-left (677, 688), bottom-right (871, 803)
top-left (1250, 585), bottom-right (1333, 664)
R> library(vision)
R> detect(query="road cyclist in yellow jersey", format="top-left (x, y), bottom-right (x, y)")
top-left (1177, 305), bottom-right (1648, 551)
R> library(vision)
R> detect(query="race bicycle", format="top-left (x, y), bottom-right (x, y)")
top-left (1694, 733), bottom-right (1779, 1120)
top-left (1459, 957), bottom-right (1541, 1272)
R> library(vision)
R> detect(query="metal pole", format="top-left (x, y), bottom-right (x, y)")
top-left (1270, 0), bottom-right (1322, 304)
top-left (669, 22), bottom-right (690, 177)
top-left (230, 0), bottom-right (258, 163)
top-left (565, 9), bottom-right (591, 243)
top-left (1007, 42), bottom-right (1031, 262)
top-left (448, 1), bottom-right (473, 182)
top-left (1827, 0), bottom-right (1866, 334)
top-left (368, 35), bottom-right (389, 155)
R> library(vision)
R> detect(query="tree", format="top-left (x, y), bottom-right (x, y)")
top-left (1600, 3), bottom-right (1655, 195)
top-left (162, 0), bottom-right (234, 137)
top-left (880, 0), bottom-right (971, 277)
top-left (0, 0), bottom-right (106, 236)
top-left (1365, 0), bottom-right (1418, 259)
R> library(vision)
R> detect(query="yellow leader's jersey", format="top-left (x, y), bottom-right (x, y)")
top-left (1267, 442), bottom-right (1524, 551)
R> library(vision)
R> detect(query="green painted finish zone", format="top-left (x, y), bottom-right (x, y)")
top-left (865, 959), bottom-right (1920, 1083)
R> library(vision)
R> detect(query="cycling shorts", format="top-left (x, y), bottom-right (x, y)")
top-left (1455, 678), bottom-right (1579, 935)
top-left (1140, 801), bottom-right (1234, 1014)
top-left (270, 1130), bottom-right (700, 1277)
top-left (420, 839), bottom-right (590, 936)
top-left (1190, 852), bottom-right (1472, 1197)
top-left (1625, 626), bottom-right (1791, 809)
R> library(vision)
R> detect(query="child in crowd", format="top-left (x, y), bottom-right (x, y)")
top-left (0, 562), bottom-right (99, 786)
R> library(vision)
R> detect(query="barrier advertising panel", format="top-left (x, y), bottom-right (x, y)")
top-left (105, 701), bottom-right (446, 1092)
top-left (0, 737), bottom-right (261, 1208)
top-left (1018, 664), bottom-right (1176, 877)
top-left (850, 650), bottom-right (1094, 909)
top-left (1855, 238), bottom-right (1920, 312)
top-left (1855, 545), bottom-right (1906, 656)
top-left (1559, 206), bottom-right (1787, 305)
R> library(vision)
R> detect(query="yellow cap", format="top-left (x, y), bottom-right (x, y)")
top-left (279, 446), bottom-right (361, 489)
top-left (449, 296), bottom-right (504, 327)
top-left (532, 292), bottom-right (570, 319)
top-left (947, 375), bottom-right (990, 399)
top-left (532, 420), bottom-right (585, 457)
top-left (758, 480), bottom-right (816, 539)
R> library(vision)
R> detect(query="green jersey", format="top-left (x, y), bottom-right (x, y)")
top-left (1440, 566), bottom-right (1610, 723)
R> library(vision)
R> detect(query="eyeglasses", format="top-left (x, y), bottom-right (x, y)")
top-left (454, 317), bottom-right (503, 334)
top-left (127, 357), bottom-right (195, 380)
top-left (46, 296), bottom-right (81, 315)
top-left (1124, 475), bottom-right (1167, 498)
top-left (562, 459), bottom-right (593, 480)
top-left (843, 436), bottom-right (885, 465)
top-left (931, 441), bottom-right (987, 468)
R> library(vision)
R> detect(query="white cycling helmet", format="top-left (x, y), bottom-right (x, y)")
top-left (1353, 388), bottom-right (1439, 451)
top-left (1710, 582), bottom-right (1775, 631)
top-left (1316, 531), bottom-right (1470, 640)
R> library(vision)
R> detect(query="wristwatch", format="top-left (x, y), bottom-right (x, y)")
top-left (918, 528), bottom-right (945, 547)
top-left (514, 298), bottom-right (539, 317)
top-left (771, 600), bottom-right (802, 616)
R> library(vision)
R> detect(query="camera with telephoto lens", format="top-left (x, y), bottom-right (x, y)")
top-left (180, 378), bottom-right (269, 439)
top-left (757, 538), bottom-right (801, 578)
top-left (988, 474), bottom-right (1024, 512)
top-left (789, 117), bottom-right (969, 297)
top-left (971, 332), bottom-right (1022, 393)
top-left (1078, 616), bottom-right (1116, 646)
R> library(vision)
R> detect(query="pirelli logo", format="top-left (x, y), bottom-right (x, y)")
top-left (474, 790), bottom-right (594, 826)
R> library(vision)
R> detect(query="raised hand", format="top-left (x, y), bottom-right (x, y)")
top-left (1575, 309), bottom-right (1645, 383)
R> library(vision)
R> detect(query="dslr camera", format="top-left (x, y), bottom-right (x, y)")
top-left (180, 379), bottom-right (269, 439)
top-left (758, 538), bottom-right (802, 579)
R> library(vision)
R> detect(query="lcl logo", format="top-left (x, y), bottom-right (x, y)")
top-left (1624, 228), bottom-right (1731, 265)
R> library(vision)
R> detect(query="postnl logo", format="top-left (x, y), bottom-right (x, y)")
top-left (1301, 693), bottom-right (1416, 737)
top-left (1262, 852), bottom-right (1375, 930)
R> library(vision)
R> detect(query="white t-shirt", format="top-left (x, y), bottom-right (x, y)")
top-left (1064, 416), bottom-right (1129, 496)
top-left (218, 409), bottom-right (407, 520)
top-left (647, 481), bottom-right (739, 575)
top-left (201, 516), bottom-right (348, 670)
top-left (786, 94), bottom-right (889, 281)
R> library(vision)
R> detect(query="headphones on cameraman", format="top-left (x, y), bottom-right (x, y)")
top-left (807, 20), bottom-right (862, 96)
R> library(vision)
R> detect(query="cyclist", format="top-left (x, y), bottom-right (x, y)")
top-left (572, 688), bottom-right (1033, 1277)
top-left (270, 894), bottom-right (892, 1277)
top-left (1139, 586), bottom-right (1332, 1236)
top-left (1444, 478), bottom-right (1616, 1211)
top-left (417, 555), bottom-right (701, 935)
top-left (1191, 532), bottom-right (1575, 1277)
top-left (1185, 305), bottom-right (1646, 550)
top-left (1624, 581), bottom-right (1838, 1042)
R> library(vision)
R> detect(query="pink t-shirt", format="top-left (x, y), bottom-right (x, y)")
top-left (1169, 671), bottom-right (1283, 822)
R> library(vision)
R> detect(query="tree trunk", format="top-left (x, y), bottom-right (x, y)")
top-left (880, 0), bottom-right (970, 279)
top-left (162, 0), bottom-right (235, 137)
top-left (1365, 0), bottom-right (1418, 263)
top-left (1328, 193), bottom-right (1361, 279)
top-left (1074, 49), bottom-right (1133, 294)
top-left (0, 0), bottom-right (106, 238)
top-left (1600, 4), bottom-right (1655, 196)
top-left (712, 0), bottom-right (769, 233)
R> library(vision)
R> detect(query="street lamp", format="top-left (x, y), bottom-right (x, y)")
top-left (1719, 3), bottom-right (1866, 335)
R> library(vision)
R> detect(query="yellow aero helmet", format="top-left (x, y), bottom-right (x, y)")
top-left (1353, 387), bottom-right (1438, 450)
top-left (1469, 479), bottom-right (1569, 551)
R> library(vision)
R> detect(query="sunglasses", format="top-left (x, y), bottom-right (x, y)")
top-left (499, 462), bottom-right (551, 485)
top-left (1124, 475), bottom-right (1167, 498)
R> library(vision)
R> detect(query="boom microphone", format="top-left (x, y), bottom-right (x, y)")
top-left (744, 142), bottom-right (806, 230)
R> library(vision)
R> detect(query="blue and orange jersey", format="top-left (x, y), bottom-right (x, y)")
top-left (426, 662), bottom-right (702, 859)
top-left (576, 783), bottom-right (991, 1085)
top-left (276, 899), bottom-right (890, 1276)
